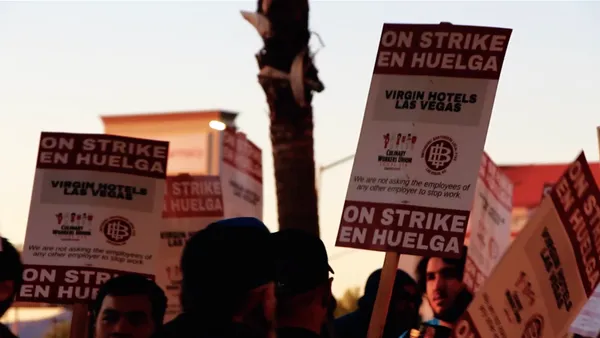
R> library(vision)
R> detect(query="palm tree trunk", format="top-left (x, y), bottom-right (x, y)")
top-left (242, 0), bottom-right (324, 236)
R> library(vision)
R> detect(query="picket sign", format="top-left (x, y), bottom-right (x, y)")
top-left (15, 132), bottom-right (169, 338)
top-left (568, 128), bottom-right (600, 337)
top-left (452, 152), bottom-right (600, 338)
top-left (333, 22), bottom-right (512, 338)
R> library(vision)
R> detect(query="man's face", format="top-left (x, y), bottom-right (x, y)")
top-left (94, 294), bottom-right (155, 338)
top-left (425, 258), bottom-right (463, 316)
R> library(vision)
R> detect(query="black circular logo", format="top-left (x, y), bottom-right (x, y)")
top-left (422, 136), bottom-right (457, 175)
top-left (100, 216), bottom-right (135, 245)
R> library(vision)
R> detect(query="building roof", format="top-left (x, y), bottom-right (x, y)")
top-left (499, 161), bottom-right (600, 209)
top-left (100, 110), bottom-right (238, 124)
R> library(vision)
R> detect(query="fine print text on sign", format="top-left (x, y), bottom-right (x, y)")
top-left (18, 132), bottom-right (168, 304)
top-left (336, 23), bottom-right (512, 258)
top-left (453, 152), bottom-right (600, 338)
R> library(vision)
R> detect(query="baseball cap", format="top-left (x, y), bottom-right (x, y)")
top-left (207, 217), bottom-right (270, 232)
top-left (271, 229), bottom-right (334, 296)
top-left (0, 238), bottom-right (22, 283)
top-left (181, 217), bottom-right (274, 295)
top-left (0, 238), bottom-right (23, 316)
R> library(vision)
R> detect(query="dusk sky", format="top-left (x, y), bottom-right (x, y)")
top-left (1, 1), bottom-right (599, 295)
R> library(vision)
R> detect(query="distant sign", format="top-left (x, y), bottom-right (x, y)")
top-left (463, 152), bottom-right (513, 293)
top-left (453, 152), bottom-right (600, 338)
top-left (220, 127), bottom-right (263, 219)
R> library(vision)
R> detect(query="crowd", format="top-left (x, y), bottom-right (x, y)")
top-left (0, 217), bottom-right (488, 338)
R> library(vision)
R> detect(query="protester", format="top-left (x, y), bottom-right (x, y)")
top-left (272, 229), bottom-right (334, 338)
top-left (335, 268), bottom-right (421, 338)
top-left (162, 217), bottom-right (276, 338)
top-left (321, 297), bottom-right (337, 338)
top-left (399, 248), bottom-right (472, 338)
top-left (0, 238), bottom-right (24, 338)
top-left (91, 273), bottom-right (167, 338)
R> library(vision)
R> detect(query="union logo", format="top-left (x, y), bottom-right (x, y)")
top-left (99, 216), bottom-right (135, 246)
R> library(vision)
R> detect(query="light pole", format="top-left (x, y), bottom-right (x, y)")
top-left (317, 154), bottom-right (357, 262)
top-left (317, 154), bottom-right (358, 261)
top-left (317, 154), bottom-right (355, 200)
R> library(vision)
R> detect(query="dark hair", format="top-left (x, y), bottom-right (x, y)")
top-left (92, 274), bottom-right (167, 328)
top-left (0, 238), bottom-right (24, 316)
top-left (180, 221), bottom-right (273, 320)
top-left (415, 247), bottom-right (469, 294)
top-left (359, 268), bottom-right (419, 309)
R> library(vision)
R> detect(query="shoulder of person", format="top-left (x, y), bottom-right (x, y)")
top-left (399, 318), bottom-right (441, 338)
top-left (425, 318), bottom-right (440, 326)
top-left (334, 310), bottom-right (360, 325)
top-left (0, 324), bottom-right (18, 338)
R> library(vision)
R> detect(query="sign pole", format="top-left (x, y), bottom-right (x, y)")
top-left (366, 252), bottom-right (400, 338)
top-left (69, 303), bottom-right (89, 338)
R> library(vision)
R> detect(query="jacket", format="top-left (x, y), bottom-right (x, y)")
top-left (162, 313), bottom-right (264, 338)
top-left (0, 324), bottom-right (17, 338)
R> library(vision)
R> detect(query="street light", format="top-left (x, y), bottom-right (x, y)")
top-left (209, 120), bottom-right (227, 131)
top-left (317, 154), bottom-right (355, 198)
top-left (316, 154), bottom-right (355, 262)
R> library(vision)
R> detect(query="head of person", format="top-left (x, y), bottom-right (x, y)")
top-left (272, 229), bottom-right (334, 333)
top-left (180, 217), bottom-right (275, 334)
top-left (416, 247), bottom-right (469, 324)
top-left (0, 238), bottom-right (24, 317)
top-left (92, 274), bottom-right (167, 338)
top-left (359, 268), bottom-right (421, 337)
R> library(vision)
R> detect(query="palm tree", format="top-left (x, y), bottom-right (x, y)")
top-left (242, 0), bottom-right (324, 235)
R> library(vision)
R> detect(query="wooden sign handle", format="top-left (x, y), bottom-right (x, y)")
top-left (70, 303), bottom-right (89, 338)
top-left (367, 252), bottom-right (401, 338)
